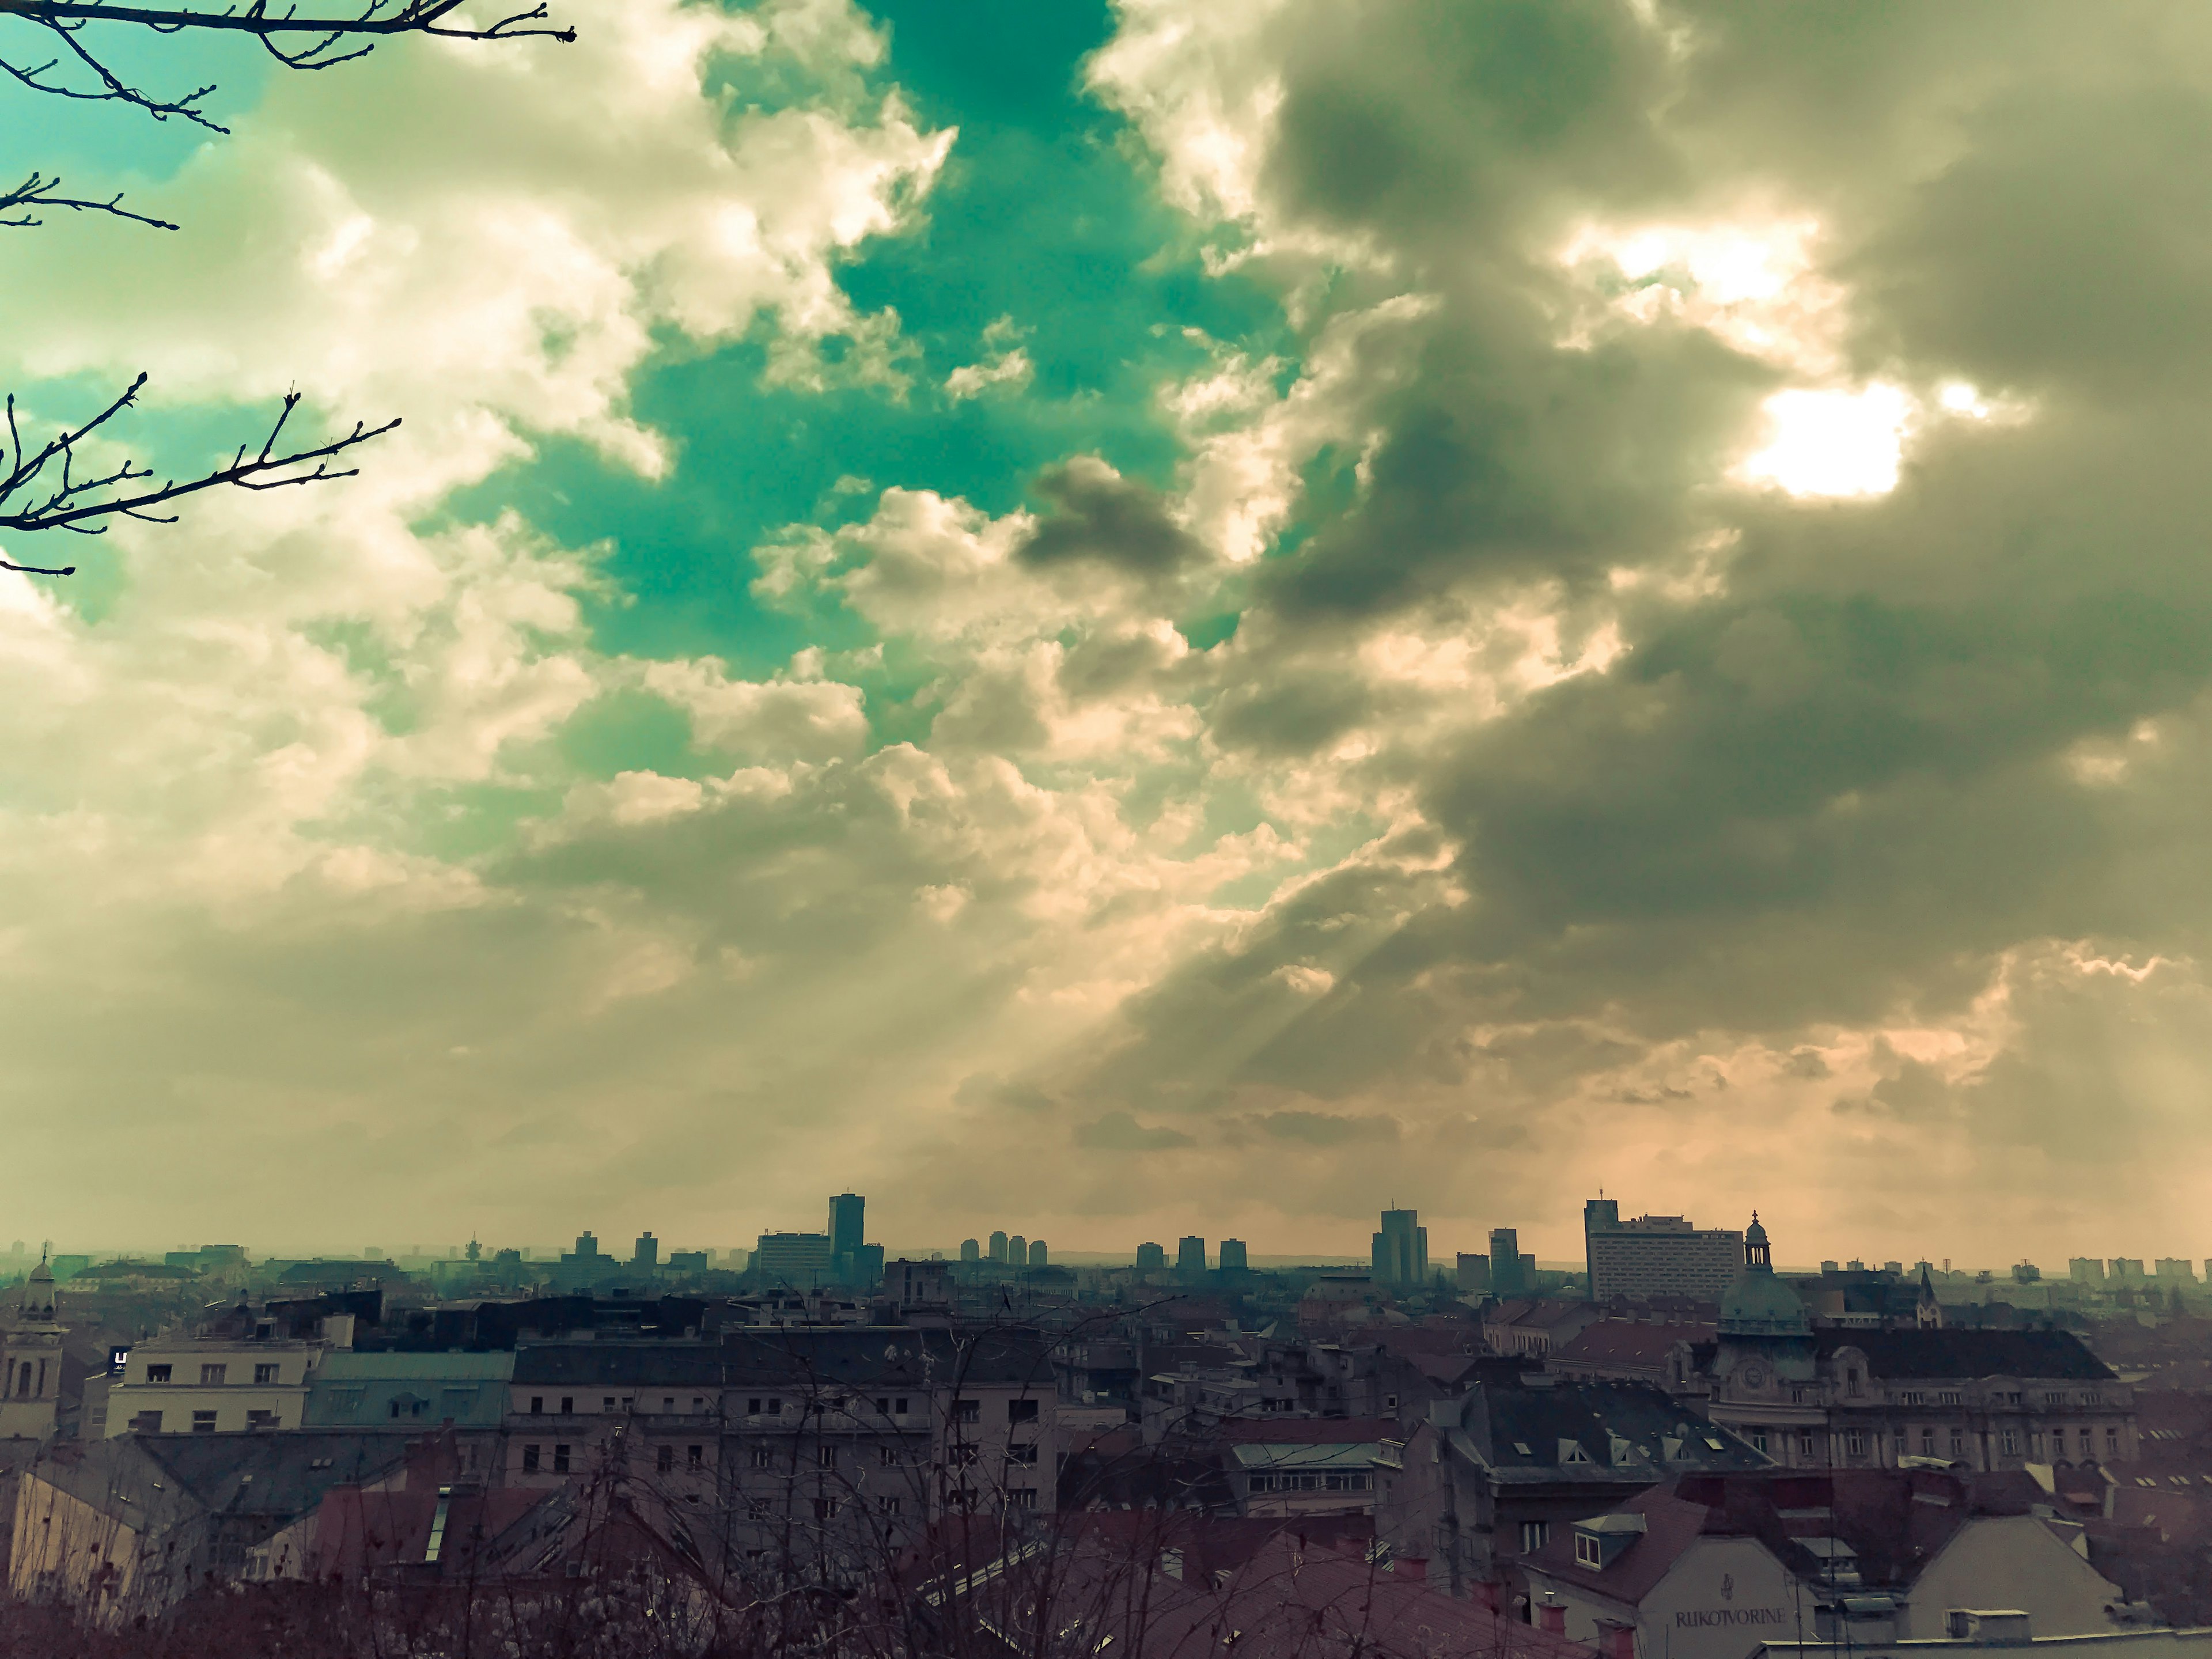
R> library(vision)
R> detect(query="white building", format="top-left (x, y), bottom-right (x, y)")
top-left (0, 1258), bottom-right (64, 1441)
top-left (104, 1331), bottom-right (337, 1437)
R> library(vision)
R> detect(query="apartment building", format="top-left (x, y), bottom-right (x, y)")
top-left (103, 1335), bottom-right (330, 1437)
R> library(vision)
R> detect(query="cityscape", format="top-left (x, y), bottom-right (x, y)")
top-left (5, 0), bottom-right (2212, 1655)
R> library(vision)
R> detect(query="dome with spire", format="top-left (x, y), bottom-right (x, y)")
top-left (1718, 1211), bottom-right (1809, 1338)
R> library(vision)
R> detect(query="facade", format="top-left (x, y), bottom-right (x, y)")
top-left (1137, 1242), bottom-right (1166, 1271)
top-left (502, 1325), bottom-right (1062, 1554)
top-left (1460, 1253), bottom-right (1493, 1294)
top-left (0, 1259), bottom-right (65, 1442)
top-left (1585, 1200), bottom-right (1745, 1304)
top-left (1229, 1441), bottom-right (1379, 1517)
top-left (1493, 1229), bottom-right (1534, 1298)
top-left (1373, 1210), bottom-right (1430, 1287)
top-left (1696, 1218), bottom-right (2134, 1471)
top-left (1219, 1239), bottom-right (1248, 1273)
top-left (301, 1350), bottom-right (513, 1476)
top-left (1178, 1237), bottom-right (1207, 1277)
top-left (753, 1230), bottom-right (834, 1287)
top-left (827, 1193), bottom-right (864, 1262)
top-left (103, 1335), bottom-right (327, 1437)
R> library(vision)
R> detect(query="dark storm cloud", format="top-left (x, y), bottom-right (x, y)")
top-left (1018, 454), bottom-right (1205, 573)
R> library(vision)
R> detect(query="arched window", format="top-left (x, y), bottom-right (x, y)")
top-left (14, 1361), bottom-right (29, 1398)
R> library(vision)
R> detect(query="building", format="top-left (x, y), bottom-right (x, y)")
top-left (1492, 1229), bottom-right (1534, 1299)
top-left (1178, 1237), bottom-right (1207, 1277)
top-left (1219, 1240), bottom-right (1249, 1274)
top-left (2113, 1260), bottom-right (2148, 1285)
top-left (2073, 1259), bottom-right (2109, 1285)
top-left (1459, 1253), bottom-right (1492, 1294)
top-left (1373, 1210), bottom-right (1429, 1287)
top-left (632, 1231), bottom-right (658, 1271)
top-left (1027, 1240), bottom-right (1048, 1268)
top-left (2156, 1260), bottom-right (2198, 1285)
top-left (960, 1238), bottom-right (980, 1263)
top-left (1585, 1200), bottom-right (1744, 1304)
top-left (0, 1257), bottom-right (65, 1441)
top-left (1137, 1242), bottom-right (1166, 1272)
top-left (1009, 1234), bottom-right (1027, 1269)
top-left (1219, 1418), bottom-right (1389, 1518)
top-left (828, 1193), bottom-right (864, 1262)
top-left (10, 1431), bottom-right (410, 1613)
top-left (103, 1329), bottom-right (332, 1437)
top-left (1523, 1469), bottom-right (2133, 1659)
top-left (752, 1230), bottom-right (834, 1287)
top-left (1373, 1371), bottom-right (1772, 1589)
top-left (1697, 1217), bottom-right (2134, 1469)
top-left (989, 1231), bottom-right (1009, 1263)
top-left (885, 1258), bottom-right (952, 1313)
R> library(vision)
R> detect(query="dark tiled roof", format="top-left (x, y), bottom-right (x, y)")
top-left (1458, 1379), bottom-right (1768, 1482)
top-left (1814, 1329), bottom-right (2113, 1381)
top-left (1215, 1417), bottom-right (1396, 1446)
top-left (512, 1327), bottom-right (1055, 1389)
top-left (1556, 1320), bottom-right (1713, 1369)
top-left (1524, 1488), bottom-right (1721, 1605)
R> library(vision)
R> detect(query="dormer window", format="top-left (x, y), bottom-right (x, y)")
top-left (1561, 1439), bottom-right (1592, 1464)
top-left (1577, 1532), bottom-right (1603, 1567)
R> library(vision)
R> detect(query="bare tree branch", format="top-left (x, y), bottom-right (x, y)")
top-left (0, 374), bottom-right (399, 573)
top-left (0, 169), bottom-right (178, 228)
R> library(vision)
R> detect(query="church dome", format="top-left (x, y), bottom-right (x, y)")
top-left (1718, 1213), bottom-right (1809, 1338)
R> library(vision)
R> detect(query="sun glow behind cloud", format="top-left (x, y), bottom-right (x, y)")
top-left (1738, 384), bottom-right (1914, 498)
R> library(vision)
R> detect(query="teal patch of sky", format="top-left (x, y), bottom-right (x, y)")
top-left (0, 19), bottom-right (271, 183)
top-left (437, 0), bottom-right (1290, 696)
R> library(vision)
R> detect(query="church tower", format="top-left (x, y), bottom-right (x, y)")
top-left (1711, 1213), bottom-right (1815, 1383)
top-left (0, 1255), bottom-right (66, 1441)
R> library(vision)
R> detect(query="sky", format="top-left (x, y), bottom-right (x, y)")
top-left (2, 0), bottom-right (2210, 1268)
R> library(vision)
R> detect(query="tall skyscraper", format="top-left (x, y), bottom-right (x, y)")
top-left (1177, 1236), bottom-right (1206, 1277)
top-left (1490, 1227), bottom-right (1531, 1298)
top-left (960, 1238), bottom-right (980, 1263)
top-left (1370, 1209), bottom-right (1427, 1286)
top-left (1028, 1239), bottom-right (1048, 1267)
top-left (632, 1231), bottom-right (659, 1271)
top-left (1219, 1238), bottom-right (1248, 1273)
top-left (989, 1231), bottom-right (1009, 1263)
top-left (1136, 1241), bottom-right (1166, 1271)
top-left (828, 1193), bottom-right (865, 1260)
top-left (1582, 1198), bottom-right (1742, 1302)
top-left (1009, 1234), bottom-right (1028, 1269)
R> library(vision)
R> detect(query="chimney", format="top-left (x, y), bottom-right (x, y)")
top-left (1394, 1556), bottom-right (1429, 1582)
top-left (1599, 1619), bottom-right (1638, 1659)
top-left (1538, 1594), bottom-right (1568, 1635)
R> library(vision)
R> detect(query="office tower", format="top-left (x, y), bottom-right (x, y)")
top-left (1028, 1240), bottom-right (1048, 1267)
top-left (989, 1231), bottom-right (1009, 1263)
top-left (1582, 1199), bottom-right (1742, 1302)
top-left (960, 1238), bottom-right (980, 1263)
top-left (1371, 1209), bottom-right (1428, 1287)
top-left (1219, 1238), bottom-right (1248, 1273)
top-left (1490, 1228), bottom-right (1531, 1298)
top-left (753, 1231), bottom-right (834, 1286)
top-left (1177, 1236), bottom-right (1207, 1277)
top-left (1457, 1253), bottom-right (1490, 1294)
top-left (1136, 1241), bottom-right (1166, 1271)
top-left (828, 1193), bottom-right (865, 1260)
top-left (632, 1231), bottom-right (659, 1271)
top-left (1009, 1234), bottom-right (1027, 1270)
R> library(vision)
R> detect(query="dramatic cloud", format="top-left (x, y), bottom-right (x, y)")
top-left (7, 0), bottom-right (2212, 1266)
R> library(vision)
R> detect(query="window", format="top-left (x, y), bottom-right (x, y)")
top-left (1009, 1399), bottom-right (1039, 1423)
top-left (560, 1396), bottom-right (574, 1415)
top-left (1007, 1442), bottom-right (1039, 1465)
top-left (2080, 1428), bottom-right (2094, 1457)
top-left (246, 1410), bottom-right (278, 1430)
top-left (692, 1396), bottom-right (704, 1411)
top-left (1846, 1429), bottom-right (1866, 1458)
top-left (200, 1365), bottom-right (227, 1387)
top-left (658, 1445), bottom-right (675, 1474)
top-left (1520, 1522), bottom-right (1550, 1553)
top-left (2001, 1429), bottom-right (2019, 1457)
top-left (1798, 1431), bottom-right (1817, 1460)
top-left (531, 1396), bottom-right (544, 1415)
top-left (554, 1445), bottom-right (571, 1474)
top-left (603, 1396), bottom-right (615, 1412)
top-left (663, 1397), bottom-right (675, 1411)
top-left (879, 1497), bottom-right (902, 1516)
top-left (751, 1446), bottom-right (775, 1469)
top-left (2030, 1431), bottom-right (2045, 1459)
top-left (955, 1399), bottom-right (980, 1425)
top-left (1577, 1533), bottom-right (1602, 1568)
top-left (1898, 1391), bottom-right (1925, 1406)
top-left (253, 1363), bottom-right (279, 1386)
top-left (896, 1397), bottom-right (910, 1415)
top-left (192, 1410), bottom-right (218, 1432)
top-left (1950, 1429), bottom-right (1967, 1459)
top-left (622, 1397), bottom-right (634, 1411)
top-left (768, 1399), bottom-right (783, 1416)
top-left (146, 1364), bottom-right (172, 1384)
top-left (523, 1445), bottom-right (541, 1473)
top-left (2108, 1427), bottom-right (2122, 1455)
top-left (1007, 1488), bottom-right (1037, 1509)
top-left (1752, 1429), bottom-right (1770, 1455)
top-left (1921, 1428), bottom-right (1936, 1456)
top-left (688, 1445), bottom-right (704, 1469)
top-left (876, 1397), bottom-right (891, 1415)
top-left (819, 1445), bottom-right (838, 1469)
top-left (130, 1410), bottom-right (162, 1433)
top-left (881, 1445), bottom-right (902, 1466)
top-left (813, 1497), bottom-right (840, 1520)
top-left (950, 1444), bottom-right (979, 1465)
top-left (1937, 1391), bottom-right (1962, 1406)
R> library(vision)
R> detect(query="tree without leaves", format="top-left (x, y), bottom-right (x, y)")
top-left (0, 1), bottom-right (574, 574)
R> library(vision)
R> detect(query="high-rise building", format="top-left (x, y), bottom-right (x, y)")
top-left (1009, 1234), bottom-right (1028, 1270)
top-left (989, 1231), bottom-right (1009, 1264)
top-left (1456, 1253), bottom-right (1490, 1294)
top-left (1177, 1236), bottom-right (1206, 1277)
top-left (2156, 1259), bottom-right (2198, 1283)
top-left (1218, 1238), bottom-right (1248, 1274)
top-left (1489, 1228), bottom-right (1532, 1299)
top-left (632, 1231), bottom-right (659, 1271)
top-left (1028, 1239), bottom-right (1048, 1267)
top-left (828, 1194), bottom-right (865, 1260)
top-left (1136, 1241), bottom-right (1166, 1271)
top-left (2111, 1258), bottom-right (2147, 1283)
top-left (753, 1231), bottom-right (834, 1286)
top-left (1371, 1209), bottom-right (1428, 1286)
top-left (960, 1238), bottom-right (980, 1263)
top-left (1582, 1198), bottom-right (1742, 1302)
